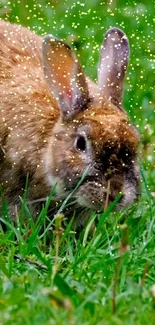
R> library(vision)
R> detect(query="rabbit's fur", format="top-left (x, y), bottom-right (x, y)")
top-left (0, 20), bottom-right (139, 225)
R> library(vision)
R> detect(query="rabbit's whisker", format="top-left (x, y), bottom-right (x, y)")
top-left (26, 198), bottom-right (47, 204)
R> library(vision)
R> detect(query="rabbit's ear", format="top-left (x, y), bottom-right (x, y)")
top-left (98, 28), bottom-right (129, 108)
top-left (42, 35), bottom-right (89, 119)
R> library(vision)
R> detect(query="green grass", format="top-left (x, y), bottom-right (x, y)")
top-left (0, 0), bottom-right (155, 324)
top-left (0, 188), bottom-right (155, 324)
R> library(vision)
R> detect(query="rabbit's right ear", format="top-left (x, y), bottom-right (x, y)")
top-left (98, 28), bottom-right (129, 108)
top-left (42, 35), bottom-right (89, 119)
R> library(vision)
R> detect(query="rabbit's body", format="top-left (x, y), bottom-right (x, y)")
top-left (0, 20), bottom-right (139, 225)
top-left (0, 21), bottom-right (60, 215)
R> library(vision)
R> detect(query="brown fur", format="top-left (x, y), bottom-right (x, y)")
top-left (0, 21), bottom-right (139, 223)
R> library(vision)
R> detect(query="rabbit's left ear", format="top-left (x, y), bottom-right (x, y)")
top-left (98, 28), bottom-right (129, 108)
top-left (42, 35), bottom-right (89, 119)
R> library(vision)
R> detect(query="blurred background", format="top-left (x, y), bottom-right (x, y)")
top-left (0, 0), bottom-right (154, 192)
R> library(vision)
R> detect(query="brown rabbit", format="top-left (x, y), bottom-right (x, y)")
top-left (0, 20), bottom-right (139, 226)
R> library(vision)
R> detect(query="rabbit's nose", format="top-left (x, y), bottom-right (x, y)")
top-left (109, 192), bottom-right (123, 203)
top-left (108, 177), bottom-right (124, 199)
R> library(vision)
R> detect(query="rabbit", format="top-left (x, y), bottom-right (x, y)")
top-left (0, 20), bottom-right (139, 227)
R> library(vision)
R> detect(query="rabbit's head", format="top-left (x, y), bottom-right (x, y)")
top-left (42, 28), bottom-right (139, 212)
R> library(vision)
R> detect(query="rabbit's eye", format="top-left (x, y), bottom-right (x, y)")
top-left (75, 135), bottom-right (86, 152)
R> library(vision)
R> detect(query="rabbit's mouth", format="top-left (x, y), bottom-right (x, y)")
top-left (46, 163), bottom-right (139, 214)
top-left (75, 179), bottom-right (117, 211)
top-left (75, 175), bottom-right (138, 211)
